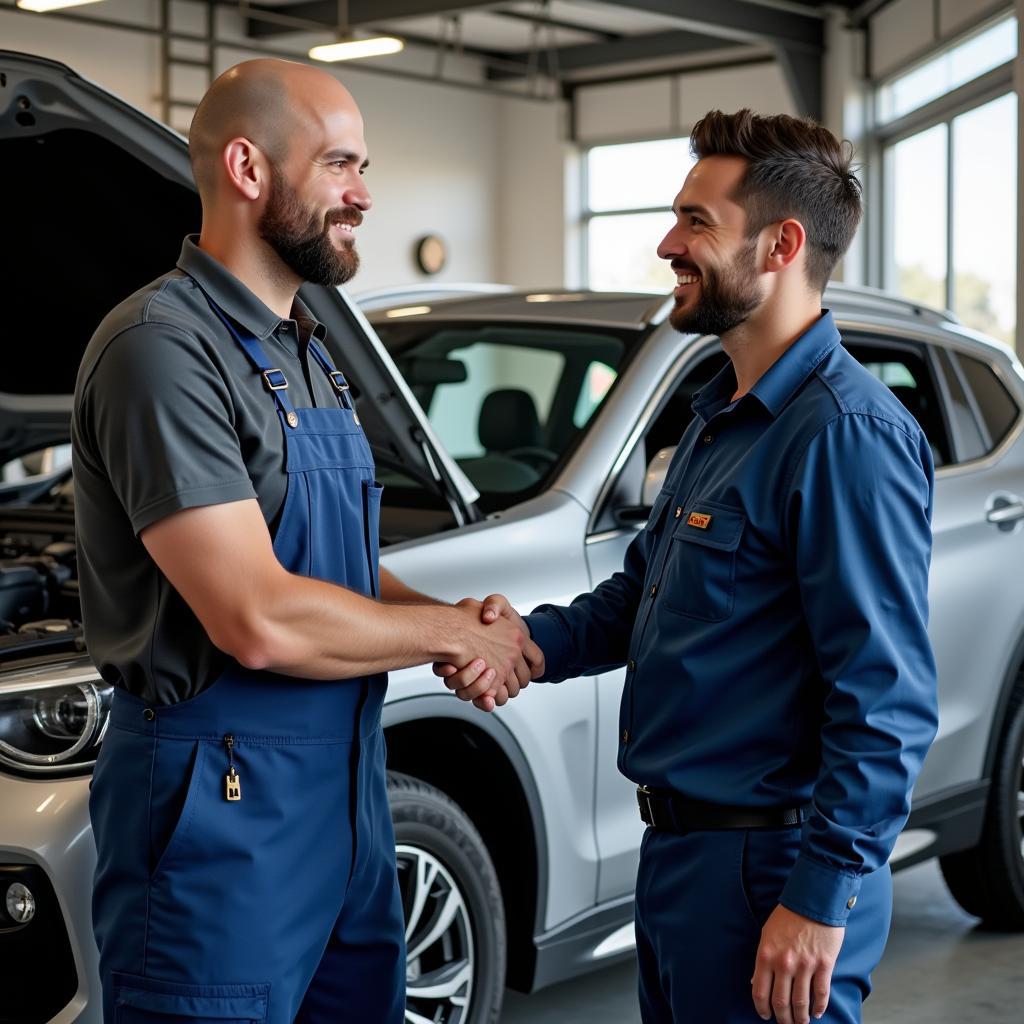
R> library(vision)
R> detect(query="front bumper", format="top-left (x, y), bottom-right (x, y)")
top-left (0, 770), bottom-right (98, 1024)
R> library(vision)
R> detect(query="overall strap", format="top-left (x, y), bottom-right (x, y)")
top-left (197, 287), bottom-right (301, 428)
top-left (307, 339), bottom-right (356, 414)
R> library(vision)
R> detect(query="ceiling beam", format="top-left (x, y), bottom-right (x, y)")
top-left (774, 45), bottom-right (822, 120)
top-left (617, 1), bottom-right (824, 120)
top-left (487, 29), bottom-right (724, 80)
top-left (491, 9), bottom-right (620, 44)
top-left (605, 0), bottom-right (823, 51)
top-left (244, 1), bottom-right (500, 38)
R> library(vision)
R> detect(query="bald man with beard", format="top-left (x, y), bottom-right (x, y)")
top-left (73, 59), bottom-right (538, 1024)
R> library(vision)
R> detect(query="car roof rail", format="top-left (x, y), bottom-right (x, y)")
top-left (351, 282), bottom-right (514, 312)
top-left (823, 282), bottom-right (960, 327)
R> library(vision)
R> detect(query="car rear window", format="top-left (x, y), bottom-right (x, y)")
top-left (955, 352), bottom-right (1020, 450)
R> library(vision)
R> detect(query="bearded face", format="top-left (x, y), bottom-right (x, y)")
top-left (258, 164), bottom-right (362, 287)
top-left (668, 234), bottom-right (762, 337)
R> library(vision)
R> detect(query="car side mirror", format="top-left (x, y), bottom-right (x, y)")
top-left (642, 447), bottom-right (675, 507)
top-left (613, 447), bottom-right (676, 525)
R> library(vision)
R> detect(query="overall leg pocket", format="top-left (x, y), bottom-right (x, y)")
top-left (149, 739), bottom-right (207, 878)
top-left (112, 973), bottom-right (270, 1023)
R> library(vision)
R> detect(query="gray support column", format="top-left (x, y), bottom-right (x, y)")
top-left (823, 7), bottom-right (869, 286)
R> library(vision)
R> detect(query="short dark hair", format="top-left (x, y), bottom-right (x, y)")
top-left (689, 109), bottom-right (862, 292)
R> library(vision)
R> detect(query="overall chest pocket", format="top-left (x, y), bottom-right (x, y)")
top-left (661, 501), bottom-right (746, 622)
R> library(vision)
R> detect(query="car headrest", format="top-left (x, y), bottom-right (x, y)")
top-left (478, 388), bottom-right (543, 452)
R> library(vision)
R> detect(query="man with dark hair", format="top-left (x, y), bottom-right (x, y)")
top-left (446, 109), bottom-right (938, 1023)
top-left (75, 59), bottom-right (536, 1024)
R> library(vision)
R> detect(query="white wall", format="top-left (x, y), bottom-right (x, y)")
top-left (0, 2), bottom-right (164, 119)
top-left (1, 0), bottom-right (508, 292)
top-left (573, 61), bottom-right (796, 143)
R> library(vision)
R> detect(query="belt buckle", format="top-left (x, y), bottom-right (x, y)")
top-left (637, 785), bottom-right (656, 827)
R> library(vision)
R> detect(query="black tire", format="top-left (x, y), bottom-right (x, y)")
top-left (939, 679), bottom-right (1024, 929)
top-left (388, 771), bottom-right (507, 1023)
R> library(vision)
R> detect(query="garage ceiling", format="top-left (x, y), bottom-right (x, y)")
top-left (237, 0), bottom-right (890, 118)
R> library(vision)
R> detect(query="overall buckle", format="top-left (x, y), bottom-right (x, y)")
top-left (328, 370), bottom-right (350, 394)
top-left (262, 368), bottom-right (289, 391)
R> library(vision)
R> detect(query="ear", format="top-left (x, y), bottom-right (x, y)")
top-left (221, 137), bottom-right (265, 202)
top-left (764, 218), bottom-right (806, 274)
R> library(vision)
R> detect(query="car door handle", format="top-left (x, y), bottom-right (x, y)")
top-left (986, 495), bottom-right (1024, 528)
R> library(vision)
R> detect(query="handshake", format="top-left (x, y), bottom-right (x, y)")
top-left (432, 594), bottom-right (546, 713)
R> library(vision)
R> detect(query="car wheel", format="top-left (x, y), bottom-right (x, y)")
top-left (389, 771), bottom-right (507, 1023)
top-left (939, 678), bottom-right (1024, 929)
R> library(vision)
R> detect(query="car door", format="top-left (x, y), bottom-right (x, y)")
top-left (584, 339), bottom-right (728, 903)
top-left (850, 331), bottom-right (1024, 801)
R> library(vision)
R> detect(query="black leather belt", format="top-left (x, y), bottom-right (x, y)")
top-left (637, 785), bottom-right (807, 832)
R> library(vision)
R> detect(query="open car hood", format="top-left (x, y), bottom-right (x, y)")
top-left (0, 50), bottom-right (478, 512)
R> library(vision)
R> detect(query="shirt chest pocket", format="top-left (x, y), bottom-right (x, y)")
top-left (661, 501), bottom-right (746, 622)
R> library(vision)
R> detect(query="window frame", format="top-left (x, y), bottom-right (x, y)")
top-left (868, 12), bottom-right (1016, 329)
top-left (580, 134), bottom-right (692, 290)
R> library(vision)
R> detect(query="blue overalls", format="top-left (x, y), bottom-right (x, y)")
top-left (89, 289), bottom-right (406, 1024)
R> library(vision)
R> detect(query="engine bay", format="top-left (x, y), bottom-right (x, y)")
top-left (0, 486), bottom-right (84, 664)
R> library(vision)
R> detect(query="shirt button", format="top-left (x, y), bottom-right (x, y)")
top-left (627, 660), bottom-right (636, 672)
top-left (847, 895), bottom-right (857, 910)
top-left (674, 506), bottom-right (683, 518)
top-left (650, 586), bottom-right (658, 598)
top-left (703, 433), bottom-right (714, 444)
top-left (143, 708), bottom-right (155, 721)
top-left (622, 730), bottom-right (629, 744)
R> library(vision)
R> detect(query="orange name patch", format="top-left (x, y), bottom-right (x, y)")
top-left (686, 512), bottom-right (712, 530)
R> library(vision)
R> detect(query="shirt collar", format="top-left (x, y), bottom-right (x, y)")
top-left (692, 310), bottom-right (841, 421)
top-left (177, 235), bottom-right (325, 343)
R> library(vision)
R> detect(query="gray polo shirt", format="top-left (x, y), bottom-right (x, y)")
top-left (72, 237), bottom-right (350, 704)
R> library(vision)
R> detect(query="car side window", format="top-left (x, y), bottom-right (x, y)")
top-left (591, 347), bottom-right (728, 534)
top-left (573, 361), bottom-right (618, 429)
top-left (844, 340), bottom-right (952, 467)
top-left (935, 349), bottom-right (988, 462)
top-left (642, 349), bottom-right (729, 466)
top-left (955, 351), bottom-right (1020, 451)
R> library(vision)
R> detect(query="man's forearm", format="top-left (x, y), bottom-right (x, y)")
top-left (225, 570), bottom-right (469, 680)
top-left (378, 567), bottom-right (442, 605)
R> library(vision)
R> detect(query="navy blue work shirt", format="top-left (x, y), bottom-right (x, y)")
top-left (524, 310), bottom-right (939, 928)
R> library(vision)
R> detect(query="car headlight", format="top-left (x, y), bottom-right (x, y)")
top-left (0, 677), bottom-right (113, 774)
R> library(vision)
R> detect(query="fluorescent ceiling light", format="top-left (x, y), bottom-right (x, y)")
top-left (385, 305), bottom-right (431, 319)
top-left (309, 37), bottom-right (404, 63)
top-left (17, 0), bottom-right (106, 11)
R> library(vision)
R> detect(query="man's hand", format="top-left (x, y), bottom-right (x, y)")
top-left (433, 595), bottom-right (545, 711)
top-left (751, 905), bottom-right (844, 1023)
top-left (435, 598), bottom-right (536, 712)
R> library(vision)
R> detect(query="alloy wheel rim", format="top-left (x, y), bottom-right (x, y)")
top-left (398, 843), bottom-right (475, 1024)
top-left (1018, 749), bottom-right (1024, 860)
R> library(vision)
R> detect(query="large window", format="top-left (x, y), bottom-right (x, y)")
top-left (880, 15), bottom-right (1017, 346)
top-left (584, 138), bottom-right (695, 292)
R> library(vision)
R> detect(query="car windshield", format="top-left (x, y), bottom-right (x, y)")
top-left (374, 321), bottom-right (634, 512)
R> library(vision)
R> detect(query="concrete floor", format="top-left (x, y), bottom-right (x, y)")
top-left (501, 859), bottom-right (1024, 1023)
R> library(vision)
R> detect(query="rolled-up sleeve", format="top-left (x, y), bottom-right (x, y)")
top-left (779, 412), bottom-right (938, 926)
